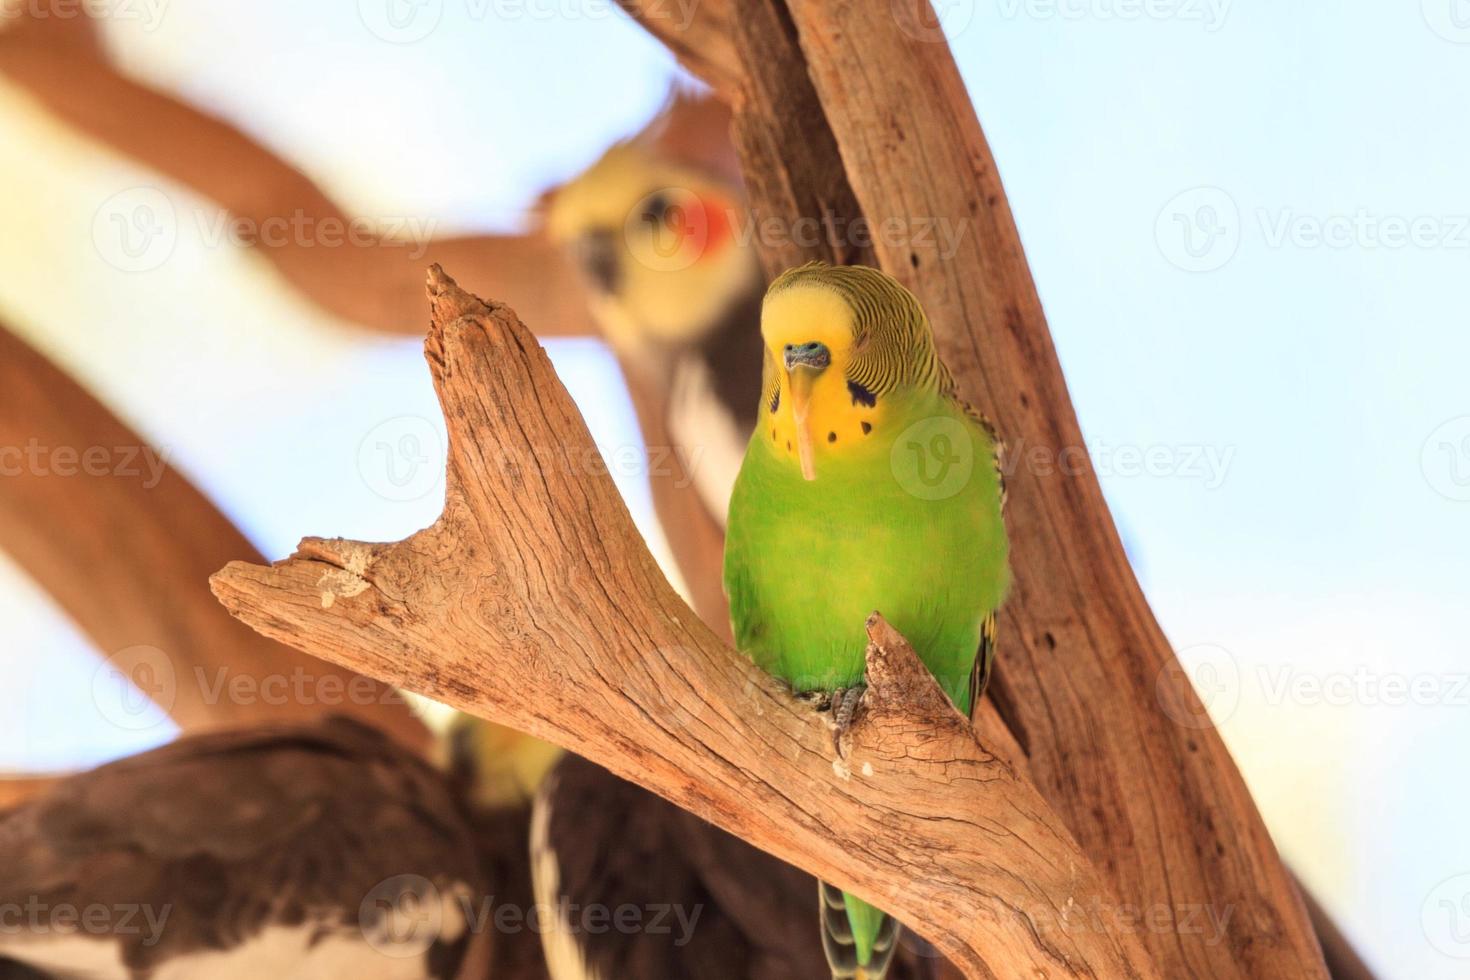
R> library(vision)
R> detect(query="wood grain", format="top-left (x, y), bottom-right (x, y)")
top-left (213, 268), bottom-right (1161, 979)
top-left (625, 0), bottom-right (1330, 976)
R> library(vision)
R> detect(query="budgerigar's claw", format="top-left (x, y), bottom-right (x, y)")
top-left (831, 685), bottom-right (865, 757)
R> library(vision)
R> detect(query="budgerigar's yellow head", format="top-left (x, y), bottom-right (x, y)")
top-left (546, 142), bottom-right (759, 352)
top-left (758, 262), bottom-right (948, 480)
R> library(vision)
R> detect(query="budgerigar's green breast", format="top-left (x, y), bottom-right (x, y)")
top-left (724, 390), bottom-right (1007, 714)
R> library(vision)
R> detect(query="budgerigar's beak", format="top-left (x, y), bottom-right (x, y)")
top-left (783, 342), bottom-right (830, 481)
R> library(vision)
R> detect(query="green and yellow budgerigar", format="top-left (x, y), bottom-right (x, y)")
top-left (723, 262), bottom-right (1010, 979)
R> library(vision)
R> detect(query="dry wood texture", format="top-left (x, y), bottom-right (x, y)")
top-left (214, 268), bottom-right (1161, 978)
top-left (0, 324), bottom-right (428, 749)
top-left (621, 0), bottom-right (1328, 976)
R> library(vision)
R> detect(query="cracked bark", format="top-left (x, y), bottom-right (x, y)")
top-left (213, 267), bottom-right (1159, 979)
top-left (619, 0), bottom-right (1330, 976)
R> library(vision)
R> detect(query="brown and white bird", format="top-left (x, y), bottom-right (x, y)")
top-left (529, 755), bottom-right (954, 980)
top-left (0, 716), bottom-right (547, 980)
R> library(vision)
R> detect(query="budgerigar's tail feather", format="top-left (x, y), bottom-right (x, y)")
top-left (820, 881), bottom-right (901, 980)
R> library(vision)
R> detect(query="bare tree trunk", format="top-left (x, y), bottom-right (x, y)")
top-left (617, 2), bottom-right (1326, 976)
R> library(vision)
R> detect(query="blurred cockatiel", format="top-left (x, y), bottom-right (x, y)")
top-left (544, 91), bottom-right (764, 527)
top-left (724, 264), bottom-right (1010, 979)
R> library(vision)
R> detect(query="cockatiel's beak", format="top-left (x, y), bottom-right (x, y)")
top-left (783, 341), bottom-right (830, 481)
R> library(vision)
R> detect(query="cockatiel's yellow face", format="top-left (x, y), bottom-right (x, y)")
top-left (546, 142), bottom-right (759, 352)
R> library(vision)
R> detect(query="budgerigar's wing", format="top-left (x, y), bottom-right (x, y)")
top-left (967, 611), bottom-right (998, 724)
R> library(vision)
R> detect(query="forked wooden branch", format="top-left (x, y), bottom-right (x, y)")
top-left (0, 324), bottom-right (428, 751)
top-left (622, 1), bottom-right (1330, 976)
top-left (212, 267), bottom-right (1157, 979)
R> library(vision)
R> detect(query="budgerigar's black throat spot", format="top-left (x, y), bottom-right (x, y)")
top-left (847, 380), bottom-right (877, 407)
top-left (827, 431), bottom-right (837, 443)
top-left (861, 421), bottom-right (872, 435)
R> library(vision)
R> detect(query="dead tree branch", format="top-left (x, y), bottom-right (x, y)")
top-left (621, 1), bottom-right (1327, 975)
top-left (213, 267), bottom-right (1159, 979)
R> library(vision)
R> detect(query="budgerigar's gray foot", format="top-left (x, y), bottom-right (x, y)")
top-left (830, 685), bottom-right (865, 756)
